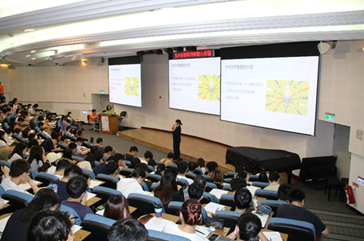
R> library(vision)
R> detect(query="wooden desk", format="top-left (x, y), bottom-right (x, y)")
top-left (129, 206), bottom-right (137, 214)
top-left (0, 212), bottom-right (12, 220)
top-left (86, 197), bottom-right (101, 207)
top-left (262, 229), bottom-right (288, 241)
top-left (74, 229), bottom-right (91, 241)
top-left (201, 203), bottom-right (231, 215)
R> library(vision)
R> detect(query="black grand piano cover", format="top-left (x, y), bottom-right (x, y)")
top-left (226, 146), bottom-right (301, 173)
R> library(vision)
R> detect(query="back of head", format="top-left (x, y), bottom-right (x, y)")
top-left (135, 163), bottom-right (148, 174)
top-left (56, 159), bottom-right (71, 172)
top-left (113, 153), bottom-right (124, 162)
top-left (10, 159), bottom-right (30, 177)
top-left (66, 176), bottom-right (88, 199)
top-left (147, 158), bottom-right (156, 167)
top-left (108, 218), bottom-right (148, 241)
top-left (237, 213), bottom-right (262, 241)
top-left (210, 170), bottom-right (224, 183)
top-left (96, 137), bottom-right (103, 144)
top-left (129, 146), bottom-right (138, 153)
top-left (131, 167), bottom-right (146, 179)
top-left (206, 161), bottom-right (218, 172)
top-left (131, 157), bottom-right (141, 168)
top-left (76, 137), bottom-right (83, 143)
top-left (193, 175), bottom-right (206, 188)
top-left (269, 171), bottom-right (280, 182)
top-left (258, 171), bottom-right (268, 182)
top-left (188, 183), bottom-right (204, 200)
top-left (167, 152), bottom-right (175, 159)
top-left (230, 178), bottom-right (247, 191)
top-left (177, 161), bottom-right (188, 174)
top-left (278, 183), bottom-right (292, 201)
top-left (196, 158), bottom-right (205, 167)
top-left (63, 164), bottom-right (82, 179)
top-left (164, 167), bottom-right (177, 178)
top-left (237, 171), bottom-right (248, 180)
top-left (68, 143), bottom-right (77, 150)
top-left (27, 210), bottom-right (72, 241)
top-left (144, 150), bottom-right (153, 159)
top-left (93, 150), bottom-right (103, 162)
top-left (63, 148), bottom-right (73, 159)
top-left (180, 199), bottom-right (203, 226)
top-left (188, 162), bottom-right (197, 172)
top-left (84, 153), bottom-right (96, 168)
top-left (287, 188), bottom-right (305, 203)
top-left (104, 195), bottom-right (131, 221)
top-left (234, 188), bottom-right (252, 210)
top-left (104, 145), bottom-right (113, 154)
top-left (106, 161), bottom-right (118, 175)
top-left (155, 164), bottom-right (165, 176)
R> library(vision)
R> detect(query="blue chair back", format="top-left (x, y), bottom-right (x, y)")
top-left (261, 200), bottom-right (288, 216)
top-left (215, 210), bottom-right (242, 234)
top-left (206, 182), bottom-right (217, 192)
top-left (249, 174), bottom-right (259, 182)
top-left (223, 184), bottom-right (231, 190)
top-left (166, 201), bottom-right (183, 216)
top-left (176, 178), bottom-right (189, 187)
top-left (252, 181), bottom-right (270, 188)
top-left (267, 217), bottom-right (316, 241)
top-left (195, 167), bottom-right (203, 175)
top-left (97, 173), bottom-right (119, 183)
top-left (119, 168), bottom-right (134, 177)
top-left (30, 169), bottom-right (37, 179)
top-left (92, 186), bottom-right (122, 204)
top-left (127, 193), bottom-right (165, 219)
top-left (0, 160), bottom-right (11, 168)
top-left (124, 160), bottom-right (131, 167)
top-left (226, 172), bottom-right (238, 178)
top-left (82, 168), bottom-right (96, 179)
top-left (202, 191), bottom-right (218, 204)
top-left (0, 185), bottom-right (5, 197)
top-left (155, 161), bottom-right (164, 166)
top-left (148, 230), bottom-right (190, 241)
top-left (60, 204), bottom-right (82, 225)
top-left (147, 174), bottom-right (161, 183)
top-left (72, 155), bottom-right (84, 162)
top-left (6, 111), bottom-right (17, 123)
top-left (2, 190), bottom-right (34, 209)
top-left (186, 172), bottom-right (196, 180)
top-left (148, 165), bottom-right (155, 172)
top-left (219, 194), bottom-right (234, 208)
top-left (83, 213), bottom-right (116, 226)
top-left (96, 174), bottom-right (119, 189)
top-left (167, 164), bottom-right (177, 169)
top-left (140, 181), bottom-right (149, 191)
top-left (255, 189), bottom-right (278, 200)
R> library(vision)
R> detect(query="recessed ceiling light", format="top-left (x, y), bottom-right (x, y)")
top-left (24, 28), bottom-right (35, 32)
top-left (31, 58), bottom-right (36, 60)
top-left (26, 55), bottom-right (30, 57)
top-left (30, 50), bottom-right (36, 53)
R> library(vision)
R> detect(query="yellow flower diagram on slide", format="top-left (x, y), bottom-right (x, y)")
top-left (265, 80), bottom-right (309, 115)
top-left (198, 75), bottom-right (220, 101)
top-left (125, 77), bottom-right (140, 96)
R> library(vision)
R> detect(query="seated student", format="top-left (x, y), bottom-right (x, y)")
top-left (93, 155), bottom-right (114, 176)
top-left (27, 145), bottom-right (46, 173)
top-left (63, 143), bottom-right (77, 161)
top-left (177, 161), bottom-right (193, 185)
top-left (188, 161), bottom-right (197, 174)
top-left (196, 158), bottom-right (206, 174)
top-left (155, 164), bottom-right (166, 176)
top-left (188, 183), bottom-right (204, 202)
top-left (162, 199), bottom-right (208, 241)
top-left (140, 150), bottom-right (153, 165)
top-left (153, 172), bottom-right (184, 208)
top-left (108, 218), bottom-right (148, 241)
top-left (75, 137), bottom-right (90, 156)
top-left (264, 171), bottom-right (280, 191)
top-left (103, 145), bottom-right (114, 161)
top-left (42, 125), bottom-right (52, 139)
top-left (22, 128), bottom-right (30, 138)
top-left (230, 178), bottom-right (247, 193)
top-left (61, 176), bottom-right (93, 221)
top-left (41, 132), bottom-right (63, 153)
top-left (89, 108), bottom-right (99, 123)
top-left (95, 137), bottom-right (104, 153)
top-left (28, 210), bottom-right (74, 241)
top-left (77, 153), bottom-right (95, 171)
top-left (258, 171), bottom-right (269, 183)
top-left (161, 152), bottom-right (175, 166)
top-left (0, 130), bottom-right (8, 147)
top-left (130, 157), bottom-right (141, 168)
top-left (233, 213), bottom-right (269, 241)
top-left (123, 146), bottom-right (138, 162)
top-left (117, 168), bottom-right (150, 198)
top-left (103, 195), bottom-right (131, 221)
top-left (1, 189), bottom-right (62, 241)
top-left (277, 183), bottom-right (292, 202)
top-left (48, 164), bottom-right (83, 201)
top-left (50, 159), bottom-right (71, 179)
top-left (210, 170), bottom-right (225, 189)
top-left (206, 161), bottom-right (218, 175)
top-left (1, 159), bottom-right (39, 194)
top-left (0, 143), bottom-right (16, 161)
top-left (8, 142), bottom-right (27, 163)
top-left (234, 188), bottom-right (253, 214)
top-left (276, 188), bottom-right (329, 236)
top-left (106, 161), bottom-right (122, 179)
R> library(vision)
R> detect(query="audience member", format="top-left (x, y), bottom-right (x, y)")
top-left (27, 145), bottom-right (45, 173)
top-left (108, 219), bottom-right (148, 241)
top-left (162, 199), bottom-right (207, 240)
top-left (27, 210), bottom-right (73, 241)
top-left (140, 150), bottom-right (153, 164)
top-left (177, 161), bottom-right (193, 185)
top-left (41, 132), bottom-right (63, 153)
top-left (234, 188), bottom-right (253, 214)
top-left (106, 161), bottom-right (121, 179)
top-left (154, 172), bottom-right (184, 208)
top-left (161, 152), bottom-right (175, 166)
top-left (231, 213), bottom-right (269, 241)
top-left (258, 171), bottom-right (269, 183)
top-left (123, 146), bottom-right (138, 162)
top-left (131, 157), bottom-right (141, 168)
top-left (265, 171), bottom-right (280, 191)
top-left (75, 137), bottom-right (90, 156)
top-left (48, 164), bottom-right (83, 201)
top-left (0, 143), bottom-right (15, 161)
top-left (188, 161), bottom-right (197, 174)
top-left (196, 158), bottom-right (206, 174)
top-left (51, 159), bottom-right (71, 178)
top-left (89, 109), bottom-right (98, 123)
top-left (104, 195), bottom-right (131, 221)
top-left (210, 170), bottom-right (225, 189)
top-left (95, 137), bottom-right (104, 153)
top-left (1, 159), bottom-right (39, 194)
top-left (276, 188), bottom-right (329, 235)
top-left (0, 130), bottom-right (8, 147)
top-left (155, 164), bottom-right (165, 176)
top-left (1, 189), bottom-right (61, 241)
top-left (103, 145), bottom-right (114, 161)
top-left (188, 183), bottom-right (204, 201)
top-left (277, 183), bottom-right (292, 202)
top-left (8, 142), bottom-right (27, 163)
top-left (117, 168), bottom-right (149, 198)
top-left (206, 161), bottom-right (218, 174)
top-left (230, 178), bottom-right (247, 192)
top-left (62, 176), bottom-right (93, 220)
top-left (77, 153), bottom-right (95, 171)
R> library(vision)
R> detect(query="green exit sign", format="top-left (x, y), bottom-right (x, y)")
top-left (99, 90), bottom-right (105, 94)
top-left (325, 113), bottom-right (335, 121)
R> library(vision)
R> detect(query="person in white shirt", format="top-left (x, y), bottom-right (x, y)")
top-left (264, 171), bottom-right (280, 192)
top-left (117, 168), bottom-right (149, 198)
top-left (77, 153), bottom-right (95, 171)
top-left (140, 150), bottom-right (153, 165)
top-left (0, 130), bottom-right (8, 147)
top-left (8, 142), bottom-right (27, 164)
top-left (162, 199), bottom-right (208, 241)
top-left (176, 161), bottom-right (193, 185)
top-left (1, 159), bottom-right (39, 195)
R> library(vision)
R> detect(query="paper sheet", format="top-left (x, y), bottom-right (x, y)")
top-left (87, 192), bottom-right (97, 201)
top-left (263, 231), bottom-right (283, 241)
top-left (195, 225), bottom-right (212, 237)
top-left (18, 180), bottom-right (41, 191)
top-left (0, 216), bottom-right (11, 232)
top-left (252, 211), bottom-right (269, 228)
top-left (204, 202), bottom-right (225, 214)
top-left (144, 217), bottom-right (174, 232)
top-left (246, 185), bottom-right (259, 196)
top-left (89, 180), bottom-right (103, 189)
top-left (96, 209), bottom-right (104, 216)
top-left (71, 225), bottom-right (82, 234)
top-left (209, 189), bottom-right (228, 200)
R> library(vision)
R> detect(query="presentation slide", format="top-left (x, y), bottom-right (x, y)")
top-left (169, 57), bottom-right (221, 115)
top-left (108, 64), bottom-right (142, 107)
top-left (221, 56), bottom-right (319, 135)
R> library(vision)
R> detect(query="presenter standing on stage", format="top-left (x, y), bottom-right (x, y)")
top-left (172, 119), bottom-right (182, 159)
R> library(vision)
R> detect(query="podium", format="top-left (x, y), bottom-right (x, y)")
top-left (99, 113), bottom-right (118, 135)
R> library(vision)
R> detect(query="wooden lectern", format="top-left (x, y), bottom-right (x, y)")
top-left (99, 113), bottom-right (118, 135)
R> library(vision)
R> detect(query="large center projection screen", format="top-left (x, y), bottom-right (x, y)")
top-left (169, 57), bottom-right (221, 115)
top-left (221, 56), bottom-right (319, 135)
top-left (109, 64), bottom-right (142, 107)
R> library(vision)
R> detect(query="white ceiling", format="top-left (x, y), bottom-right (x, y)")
top-left (1, 0), bottom-right (364, 66)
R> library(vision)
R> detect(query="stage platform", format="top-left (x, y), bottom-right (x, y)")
top-left (116, 127), bottom-right (235, 173)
